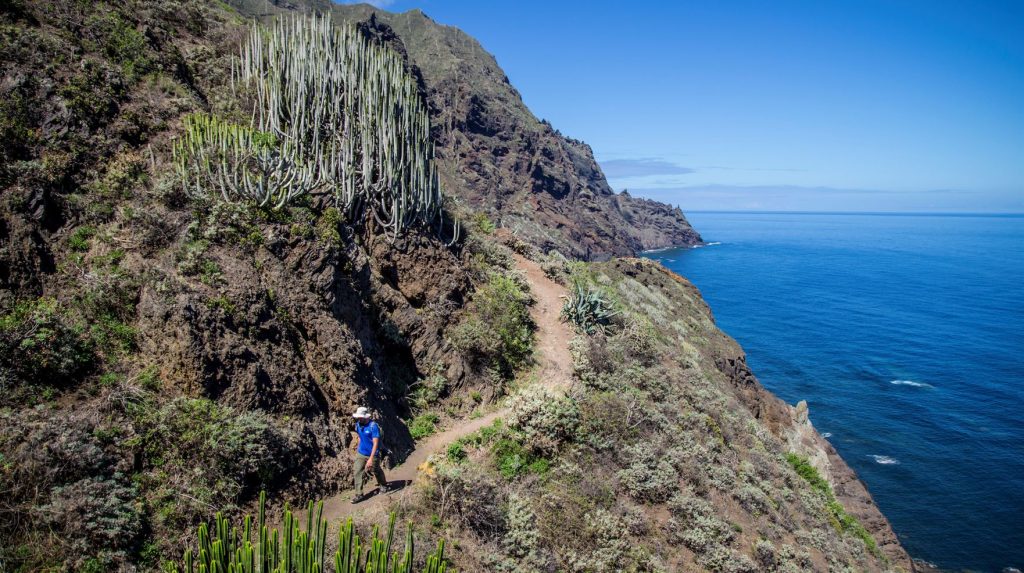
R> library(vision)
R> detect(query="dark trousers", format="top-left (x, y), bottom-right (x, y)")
top-left (353, 453), bottom-right (386, 494)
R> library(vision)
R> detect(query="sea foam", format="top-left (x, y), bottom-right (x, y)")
top-left (869, 455), bottom-right (900, 465)
top-left (890, 379), bottom-right (933, 388)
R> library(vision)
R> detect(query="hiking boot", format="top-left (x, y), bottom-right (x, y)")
top-left (378, 483), bottom-right (392, 494)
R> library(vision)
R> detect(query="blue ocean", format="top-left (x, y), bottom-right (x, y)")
top-left (645, 212), bottom-right (1024, 572)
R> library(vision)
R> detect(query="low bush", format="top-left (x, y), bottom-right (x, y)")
top-left (785, 452), bottom-right (882, 558)
top-left (38, 475), bottom-right (142, 566)
top-left (616, 443), bottom-right (679, 503)
top-left (506, 386), bottom-right (579, 456)
top-left (0, 298), bottom-right (95, 388)
top-left (450, 272), bottom-right (534, 380)
top-left (409, 413), bottom-right (440, 440)
top-left (428, 463), bottom-right (507, 537)
top-left (130, 398), bottom-right (292, 526)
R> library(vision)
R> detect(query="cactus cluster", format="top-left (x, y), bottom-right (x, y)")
top-left (174, 13), bottom-right (457, 242)
top-left (172, 114), bottom-right (320, 209)
top-left (168, 491), bottom-right (449, 573)
top-left (560, 281), bottom-right (620, 335)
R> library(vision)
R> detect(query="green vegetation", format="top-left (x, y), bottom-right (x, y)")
top-left (560, 280), bottom-right (620, 335)
top-left (410, 413), bottom-right (441, 440)
top-left (0, 298), bottom-right (95, 387)
top-left (174, 14), bottom-right (459, 242)
top-left (450, 272), bottom-right (534, 381)
top-left (472, 212), bottom-right (496, 234)
top-left (69, 225), bottom-right (97, 252)
top-left (126, 398), bottom-right (293, 532)
top-left (169, 493), bottom-right (451, 573)
top-left (785, 452), bottom-right (882, 558)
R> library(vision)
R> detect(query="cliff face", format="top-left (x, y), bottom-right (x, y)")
top-left (324, 5), bottom-right (703, 259)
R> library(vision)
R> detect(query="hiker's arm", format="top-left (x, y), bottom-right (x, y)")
top-left (366, 437), bottom-right (379, 468)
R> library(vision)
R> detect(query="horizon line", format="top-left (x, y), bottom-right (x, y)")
top-left (680, 210), bottom-right (1024, 217)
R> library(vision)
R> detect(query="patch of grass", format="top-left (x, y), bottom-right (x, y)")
top-left (447, 441), bottom-right (466, 462)
top-left (409, 412), bottom-right (440, 440)
top-left (786, 452), bottom-right (883, 559)
top-left (69, 225), bottom-right (97, 252)
top-left (316, 207), bottom-right (342, 246)
top-left (472, 212), bottom-right (496, 234)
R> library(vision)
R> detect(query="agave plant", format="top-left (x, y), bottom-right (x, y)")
top-left (174, 14), bottom-right (459, 243)
top-left (166, 491), bottom-right (449, 573)
top-left (560, 281), bottom-right (620, 335)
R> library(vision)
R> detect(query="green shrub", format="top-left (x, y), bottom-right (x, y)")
top-left (785, 452), bottom-right (882, 558)
top-left (472, 212), bottom-right (496, 234)
top-left (38, 474), bottom-right (142, 563)
top-left (410, 366), bottom-right (448, 411)
top-left (409, 413), bottom-right (440, 440)
top-left (131, 398), bottom-right (292, 525)
top-left (60, 61), bottom-right (122, 128)
top-left (69, 225), bottom-right (97, 252)
top-left (616, 443), bottom-right (678, 503)
top-left (0, 298), bottom-right (95, 387)
top-left (450, 272), bottom-right (534, 380)
top-left (446, 441), bottom-right (466, 463)
top-left (316, 206), bottom-right (342, 246)
top-left (506, 386), bottom-right (579, 456)
top-left (98, 14), bottom-right (152, 81)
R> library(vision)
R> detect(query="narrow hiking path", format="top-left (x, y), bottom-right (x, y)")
top-left (316, 254), bottom-right (575, 522)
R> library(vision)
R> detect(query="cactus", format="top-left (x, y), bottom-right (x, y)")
top-left (174, 14), bottom-right (459, 244)
top-left (168, 492), bottom-right (452, 573)
top-left (560, 281), bottom-right (620, 335)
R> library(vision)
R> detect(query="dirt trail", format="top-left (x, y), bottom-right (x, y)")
top-left (316, 254), bottom-right (574, 522)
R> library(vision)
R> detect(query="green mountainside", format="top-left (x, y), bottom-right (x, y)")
top-left (0, 1), bottom-right (911, 572)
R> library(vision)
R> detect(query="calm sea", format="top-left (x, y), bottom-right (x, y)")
top-left (645, 212), bottom-right (1024, 572)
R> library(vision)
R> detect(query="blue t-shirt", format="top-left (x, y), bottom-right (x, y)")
top-left (355, 421), bottom-right (381, 456)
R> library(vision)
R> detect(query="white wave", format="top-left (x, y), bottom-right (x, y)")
top-left (890, 379), bottom-right (933, 388)
top-left (821, 432), bottom-right (832, 438)
top-left (869, 455), bottom-right (900, 465)
top-left (706, 241), bottom-right (722, 246)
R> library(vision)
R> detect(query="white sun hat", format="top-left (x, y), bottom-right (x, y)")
top-left (352, 406), bottom-right (371, 418)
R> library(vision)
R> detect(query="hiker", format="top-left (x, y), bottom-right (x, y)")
top-left (351, 406), bottom-right (390, 502)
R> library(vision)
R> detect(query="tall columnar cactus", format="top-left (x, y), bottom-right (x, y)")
top-left (167, 491), bottom-right (451, 573)
top-left (174, 13), bottom-right (459, 242)
top-left (172, 113), bottom-right (322, 209)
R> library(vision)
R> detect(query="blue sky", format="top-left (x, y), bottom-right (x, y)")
top-left (342, 1), bottom-right (1024, 212)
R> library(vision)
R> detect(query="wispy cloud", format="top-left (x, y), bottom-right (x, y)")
top-left (598, 158), bottom-right (695, 179)
top-left (696, 165), bottom-right (809, 173)
top-left (649, 184), bottom-right (974, 195)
